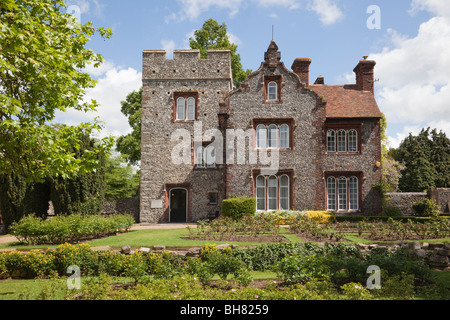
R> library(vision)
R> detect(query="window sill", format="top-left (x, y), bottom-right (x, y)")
top-left (325, 152), bottom-right (360, 155)
top-left (256, 148), bottom-right (292, 151)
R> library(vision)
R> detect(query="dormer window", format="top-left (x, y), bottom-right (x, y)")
top-left (263, 75), bottom-right (282, 103)
top-left (268, 81), bottom-right (277, 101)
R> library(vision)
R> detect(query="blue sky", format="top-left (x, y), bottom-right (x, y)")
top-left (58, 0), bottom-right (450, 149)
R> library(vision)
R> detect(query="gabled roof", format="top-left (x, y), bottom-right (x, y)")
top-left (308, 84), bottom-right (382, 119)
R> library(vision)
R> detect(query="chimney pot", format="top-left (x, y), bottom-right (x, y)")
top-left (292, 57), bottom-right (312, 86)
top-left (353, 59), bottom-right (376, 94)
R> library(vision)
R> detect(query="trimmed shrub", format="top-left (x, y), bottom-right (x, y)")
top-left (10, 213), bottom-right (135, 245)
top-left (221, 196), bottom-right (256, 220)
top-left (307, 211), bottom-right (336, 224)
top-left (412, 198), bottom-right (440, 218)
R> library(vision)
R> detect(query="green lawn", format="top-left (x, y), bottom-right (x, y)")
top-left (86, 228), bottom-right (299, 248)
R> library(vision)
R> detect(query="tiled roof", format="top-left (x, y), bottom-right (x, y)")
top-left (309, 84), bottom-right (382, 119)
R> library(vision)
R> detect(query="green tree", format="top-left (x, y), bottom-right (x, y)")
top-left (379, 113), bottom-right (405, 192)
top-left (0, 0), bottom-right (114, 182)
top-left (395, 128), bottom-right (450, 192)
top-left (429, 128), bottom-right (450, 188)
top-left (115, 88), bottom-right (142, 165)
top-left (189, 18), bottom-right (252, 87)
top-left (49, 135), bottom-right (106, 215)
top-left (104, 153), bottom-right (140, 200)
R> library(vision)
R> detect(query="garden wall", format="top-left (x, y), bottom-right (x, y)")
top-left (385, 192), bottom-right (427, 216)
top-left (386, 188), bottom-right (450, 216)
top-left (101, 196), bottom-right (140, 222)
top-left (429, 188), bottom-right (450, 215)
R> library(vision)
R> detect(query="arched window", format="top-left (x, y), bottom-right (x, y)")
top-left (327, 130), bottom-right (336, 152)
top-left (280, 175), bottom-right (290, 210)
top-left (348, 129), bottom-right (358, 152)
top-left (256, 176), bottom-right (266, 211)
top-left (268, 124), bottom-right (278, 149)
top-left (176, 97), bottom-right (185, 121)
top-left (186, 97), bottom-right (196, 121)
top-left (256, 124), bottom-right (267, 149)
top-left (268, 81), bottom-right (277, 101)
top-left (327, 177), bottom-right (336, 211)
top-left (349, 177), bottom-right (358, 210)
top-left (196, 146), bottom-right (205, 168)
top-left (338, 177), bottom-right (348, 211)
top-left (280, 124), bottom-right (289, 149)
top-left (268, 175), bottom-right (278, 211)
top-left (337, 129), bottom-right (347, 152)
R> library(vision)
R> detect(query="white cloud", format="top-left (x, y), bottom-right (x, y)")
top-left (227, 32), bottom-right (243, 46)
top-left (306, 0), bottom-right (344, 25)
top-left (409, 0), bottom-right (450, 19)
top-left (55, 61), bottom-right (142, 139)
top-left (255, 0), bottom-right (301, 10)
top-left (368, 4), bottom-right (450, 148)
top-left (166, 0), bottom-right (244, 22)
top-left (166, 0), bottom-right (343, 25)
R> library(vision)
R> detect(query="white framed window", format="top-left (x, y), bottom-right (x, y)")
top-left (186, 97), bottom-right (196, 121)
top-left (280, 124), bottom-right (289, 149)
top-left (268, 175), bottom-right (278, 211)
top-left (256, 124), bottom-right (267, 149)
top-left (196, 146), bottom-right (205, 168)
top-left (196, 145), bottom-right (216, 169)
top-left (175, 95), bottom-right (197, 121)
top-left (327, 176), bottom-right (360, 212)
top-left (256, 175), bottom-right (266, 211)
top-left (279, 175), bottom-right (290, 210)
top-left (348, 129), bottom-right (358, 153)
top-left (206, 145), bottom-right (216, 168)
top-left (338, 177), bottom-right (348, 211)
top-left (268, 124), bottom-right (278, 149)
top-left (327, 177), bottom-right (336, 211)
top-left (337, 130), bottom-right (346, 153)
top-left (268, 81), bottom-right (277, 101)
top-left (176, 97), bottom-right (185, 121)
top-left (255, 174), bottom-right (290, 211)
top-left (349, 176), bottom-right (358, 210)
top-left (327, 130), bottom-right (336, 153)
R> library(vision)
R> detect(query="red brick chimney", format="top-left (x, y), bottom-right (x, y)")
top-left (292, 58), bottom-right (311, 86)
top-left (353, 57), bottom-right (376, 94)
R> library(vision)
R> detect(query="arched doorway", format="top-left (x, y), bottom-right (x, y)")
top-left (169, 188), bottom-right (187, 222)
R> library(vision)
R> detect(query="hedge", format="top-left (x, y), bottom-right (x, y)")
top-left (9, 214), bottom-right (135, 245)
top-left (0, 174), bottom-right (50, 229)
top-left (221, 197), bottom-right (256, 220)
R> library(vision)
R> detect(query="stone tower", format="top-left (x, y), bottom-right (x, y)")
top-left (140, 49), bottom-right (232, 223)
